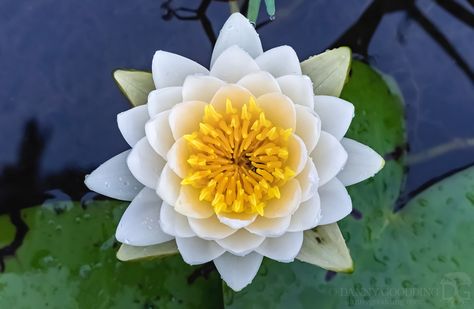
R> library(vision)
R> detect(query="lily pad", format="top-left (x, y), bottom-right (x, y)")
top-left (225, 164), bottom-right (474, 308)
top-left (223, 60), bottom-right (407, 307)
top-left (0, 201), bottom-right (222, 308)
top-left (113, 69), bottom-right (155, 107)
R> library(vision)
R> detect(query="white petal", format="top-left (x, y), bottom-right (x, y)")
top-left (216, 229), bottom-right (265, 256)
top-left (176, 237), bottom-right (224, 265)
top-left (159, 201), bottom-right (195, 238)
top-left (116, 188), bottom-right (173, 246)
top-left (263, 178), bottom-right (302, 218)
top-left (311, 131), bottom-right (348, 186)
top-left (145, 110), bottom-right (174, 159)
top-left (237, 71), bottom-right (281, 97)
top-left (217, 213), bottom-right (257, 229)
top-left (152, 51), bottom-right (208, 89)
top-left (188, 216), bottom-right (236, 240)
top-left (127, 138), bottom-right (166, 188)
top-left (167, 137), bottom-right (190, 179)
top-left (210, 13), bottom-right (263, 67)
top-left (147, 87), bottom-right (183, 118)
top-left (338, 138), bottom-right (385, 186)
top-left (246, 215), bottom-right (291, 237)
top-left (277, 75), bottom-right (314, 109)
top-left (314, 95), bottom-right (354, 140)
top-left (169, 100), bottom-right (207, 140)
top-left (210, 84), bottom-right (254, 114)
top-left (210, 46), bottom-right (259, 83)
top-left (182, 75), bottom-right (226, 102)
top-left (175, 185), bottom-right (215, 219)
top-left (286, 134), bottom-right (308, 176)
top-left (255, 46), bottom-right (302, 77)
top-left (255, 232), bottom-right (303, 262)
top-left (287, 193), bottom-right (321, 232)
top-left (295, 105), bottom-right (321, 153)
top-left (257, 92), bottom-right (296, 130)
top-left (156, 164), bottom-right (181, 206)
top-left (85, 150), bottom-right (143, 201)
top-left (296, 159), bottom-right (319, 202)
top-left (117, 105), bottom-right (149, 147)
top-left (214, 252), bottom-right (263, 292)
top-left (318, 178), bottom-right (352, 225)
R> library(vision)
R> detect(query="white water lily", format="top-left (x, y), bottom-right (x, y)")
top-left (85, 13), bottom-right (384, 291)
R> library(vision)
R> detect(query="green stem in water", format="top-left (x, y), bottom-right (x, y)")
top-left (247, 0), bottom-right (262, 25)
top-left (228, 0), bottom-right (240, 14)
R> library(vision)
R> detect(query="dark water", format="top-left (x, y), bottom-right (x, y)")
top-left (0, 0), bottom-right (473, 213)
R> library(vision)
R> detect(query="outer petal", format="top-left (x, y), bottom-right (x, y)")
top-left (318, 178), bottom-right (352, 225)
top-left (84, 150), bottom-right (143, 201)
top-left (152, 51), bottom-right (208, 89)
top-left (255, 231), bottom-right (303, 262)
top-left (169, 101), bottom-right (207, 140)
top-left (257, 93), bottom-right (296, 131)
top-left (296, 159), bottom-right (319, 202)
top-left (156, 164), bottom-right (181, 206)
top-left (286, 134), bottom-right (308, 176)
top-left (148, 87), bottom-right (183, 118)
top-left (127, 138), bottom-right (166, 188)
top-left (246, 215), bottom-right (291, 237)
top-left (255, 46), bottom-right (302, 77)
top-left (159, 201), bottom-right (195, 238)
top-left (216, 229), bottom-right (265, 256)
top-left (210, 46), bottom-right (260, 83)
top-left (287, 193), bottom-right (321, 232)
top-left (263, 179), bottom-right (302, 218)
top-left (295, 105), bottom-right (321, 153)
top-left (237, 71), bottom-right (281, 97)
top-left (210, 84), bottom-right (254, 114)
top-left (311, 131), bottom-right (348, 187)
top-left (117, 105), bottom-right (149, 147)
top-left (175, 185), bottom-right (214, 219)
top-left (210, 13), bottom-right (263, 66)
top-left (182, 75), bottom-right (226, 102)
top-left (214, 252), bottom-right (263, 292)
top-left (314, 95), bottom-right (354, 140)
top-left (188, 216), bottom-right (236, 240)
top-left (277, 75), bottom-right (314, 109)
top-left (116, 188), bottom-right (173, 246)
top-left (166, 137), bottom-right (190, 179)
top-left (145, 110), bottom-right (174, 159)
top-left (338, 138), bottom-right (385, 186)
top-left (176, 237), bottom-right (225, 265)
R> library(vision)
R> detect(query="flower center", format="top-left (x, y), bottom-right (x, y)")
top-left (181, 97), bottom-right (295, 216)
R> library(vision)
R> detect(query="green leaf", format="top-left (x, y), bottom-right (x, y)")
top-left (0, 201), bottom-right (222, 308)
top-left (296, 223), bottom-right (353, 273)
top-left (113, 69), bottom-right (155, 107)
top-left (224, 60), bottom-right (407, 307)
top-left (301, 47), bottom-right (352, 97)
top-left (117, 241), bottom-right (178, 261)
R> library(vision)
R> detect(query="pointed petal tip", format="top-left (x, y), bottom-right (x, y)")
top-left (214, 252), bottom-right (263, 292)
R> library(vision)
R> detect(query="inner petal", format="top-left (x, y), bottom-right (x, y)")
top-left (180, 94), bottom-right (298, 219)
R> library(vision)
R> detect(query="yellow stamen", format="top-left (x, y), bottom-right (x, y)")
top-left (182, 97), bottom-right (295, 216)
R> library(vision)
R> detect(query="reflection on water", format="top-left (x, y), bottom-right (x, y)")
top-left (0, 0), bottom-right (473, 259)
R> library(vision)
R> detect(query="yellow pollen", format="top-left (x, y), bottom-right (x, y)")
top-left (182, 97), bottom-right (295, 216)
